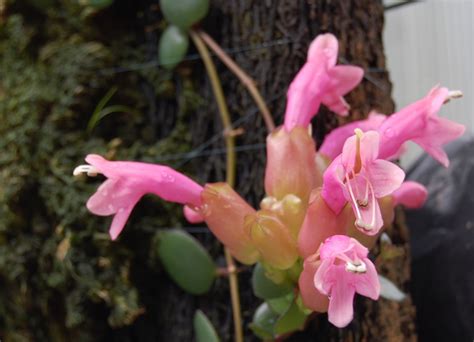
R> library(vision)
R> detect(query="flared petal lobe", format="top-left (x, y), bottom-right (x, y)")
top-left (392, 181), bottom-right (428, 209)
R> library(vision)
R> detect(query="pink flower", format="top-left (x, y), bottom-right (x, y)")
top-left (297, 189), bottom-right (353, 259)
top-left (283, 33), bottom-right (364, 131)
top-left (73, 154), bottom-right (203, 240)
top-left (322, 130), bottom-right (405, 235)
top-left (319, 111), bottom-right (387, 160)
top-left (378, 86), bottom-right (465, 166)
top-left (299, 253), bottom-right (329, 313)
top-left (314, 235), bottom-right (379, 328)
top-left (392, 181), bottom-right (428, 209)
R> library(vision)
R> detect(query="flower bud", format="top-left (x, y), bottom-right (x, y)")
top-left (298, 189), bottom-right (353, 258)
top-left (201, 183), bottom-right (259, 265)
top-left (265, 126), bottom-right (321, 204)
top-left (244, 209), bottom-right (298, 270)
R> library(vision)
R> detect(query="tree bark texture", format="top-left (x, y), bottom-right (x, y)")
top-left (155, 1), bottom-right (416, 341)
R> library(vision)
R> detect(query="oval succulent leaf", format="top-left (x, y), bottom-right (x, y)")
top-left (157, 229), bottom-right (216, 295)
top-left (160, 0), bottom-right (210, 29)
top-left (249, 303), bottom-right (278, 340)
top-left (252, 263), bottom-right (292, 300)
top-left (194, 310), bottom-right (220, 342)
top-left (274, 300), bottom-right (308, 336)
top-left (158, 25), bottom-right (189, 70)
top-left (379, 274), bottom-right (406, 301)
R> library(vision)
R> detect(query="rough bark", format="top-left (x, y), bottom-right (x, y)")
top-left (155, 1), bottom-right (416, 341)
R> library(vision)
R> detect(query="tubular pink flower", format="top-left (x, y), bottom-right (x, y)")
top-left (378, 86), bottom-right (465, 166)
top-left (392, 181), bottom-right (428, 209)
top-left (74, 154), bottom-right (203, 240)
top-left (321, 130), bottom-right (405, 235)
top-left (319, 111), bottom-right (387, 160)
top-left (283, 33), bottom-right (364, 131)
top-left (299, 253), bottom-right (329, 313)
top-left (314, 235), bottom-right (380, 328)
top-left (297, 189), bottom-right (353, 259)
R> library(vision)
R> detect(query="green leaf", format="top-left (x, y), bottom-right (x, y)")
top-left (267, 293), bottom-right (294, 315)
top-left (252, 263), bottom-right (292, 300)
top-left (158, 25), bottom-right (189, 70)
top-left (160, 0), bottom-right (209, 29)
top-left (157, 229), bottom-right (216, 295)
top-left (194, 310), bottom-right (220, 342)
top-left (274, 300), bottom-right (308, 336)
top-left (249, 303), bottom-right (278, 340)
top-left (87, 87), bottom-right (141, 132)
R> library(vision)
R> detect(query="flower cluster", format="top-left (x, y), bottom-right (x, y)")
top-left (74, 33), bottom-right (464, 328)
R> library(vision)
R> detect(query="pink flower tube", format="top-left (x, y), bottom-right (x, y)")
top-left (73, 154), bottom-right (203, 240)
top-left (283, 33), bottom-right (364, 131)
top-left (322, 130), bottom-right (405, 235)
top-left (314, 235), bottom-right (380, 328)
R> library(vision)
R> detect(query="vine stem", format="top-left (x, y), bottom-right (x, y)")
top-left (190, 30), bottom-right (243, 342)
top-left (197, 29), bottom-right (276, 132)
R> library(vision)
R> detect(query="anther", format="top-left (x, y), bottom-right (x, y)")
top-left (355, 218), bottom-right (374, 231)
top-left (444, 90), bottom-right (463, 103)
top-left (73, 165), bottom-right (99, 177)
top-left (345, 260), bottom-right (367, 273)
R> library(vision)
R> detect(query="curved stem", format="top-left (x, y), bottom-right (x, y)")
top-left (197, 29), bottom-right (276, 132)
top-left (190, 30), bottom-right (243, 342)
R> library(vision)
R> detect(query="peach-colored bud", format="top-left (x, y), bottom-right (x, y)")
top-left (265, 127), bottom-right (322, 204)
top-left (244, 209), bottom-right (298, 270)
top-left (201, 183), bottom-right (259, 265)
top-left (298, 253), bottom-right (329, 312)
top-left (260, 194), bottom-right (306, 239)
top-left (298, 189), bottom-right (353, 258)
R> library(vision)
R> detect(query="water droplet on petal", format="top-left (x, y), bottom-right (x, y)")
top-left (384, 127), bottom-right (395, 138)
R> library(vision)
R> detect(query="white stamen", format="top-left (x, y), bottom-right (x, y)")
top-left (73, 165), bottom-right (100, 177)
top-left (444, 90), bottom-right (463, 103)
top-left (345, 260), bottom-right (367, 274)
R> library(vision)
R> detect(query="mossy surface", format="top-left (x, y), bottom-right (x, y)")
top-left (0, 3), bottom-right (201, 340)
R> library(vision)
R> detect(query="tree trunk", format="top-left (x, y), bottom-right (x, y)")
top-left (158, 0), bottom-right (416, 341)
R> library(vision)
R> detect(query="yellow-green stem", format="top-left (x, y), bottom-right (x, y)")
top-left (197, 30), bottom-right (276, 132)
top-left (190, 30), bottom-right (243, 342)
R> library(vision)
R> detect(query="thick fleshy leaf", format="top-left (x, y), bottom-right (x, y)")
top-left (274, 300), bottom-right (308, 336)
top-left (160, 0), bottom-right (209, 29)
top-left (157, 230), bottom-right (216, 295)
top-left (250, 303), bottom-right (279, 340)
top-left (194, 310), bottom-right (220, 342)
top-left (252, 263), bottom-right (292, 300)
top-left (158, 25), bottom-right (189, 70)
top-left (267, 293), bottom-right (294, 315)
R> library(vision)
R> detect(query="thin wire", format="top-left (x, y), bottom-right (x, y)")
top-left (174, 92), bottom-right (283, 168)
top-left (100, 38), bottom-right (295, 75)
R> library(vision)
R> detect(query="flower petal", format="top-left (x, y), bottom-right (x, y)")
top-left (326, 267), bottom-right (356, 328)
top-left (392, 181), bottom-right (428, 208)
top-left (367, 159), bottom-right (405, 198)
top-left (109, 205), bottom-right (136, 240)
top-left (352, 258), bottom-right (380, 300)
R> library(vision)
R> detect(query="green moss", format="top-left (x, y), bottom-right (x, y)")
top-left (0, 5), bottom-right (202, 339)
